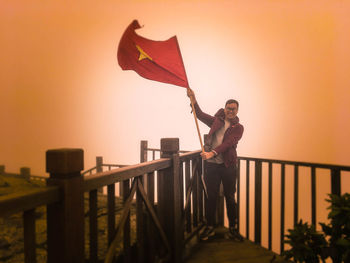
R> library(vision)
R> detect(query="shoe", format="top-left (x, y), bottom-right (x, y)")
top-left (227, 227), bottom-right (244, 242)
top-left (200, 226), bottom-right (215, 241)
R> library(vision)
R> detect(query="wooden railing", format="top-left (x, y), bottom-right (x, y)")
top-left (143, 142), bottom-right (350, 255)
top-left (0, 138), bottom-right (205, 263)
top-left (235, 156), bottom-right (350, 254)
top-left (0, 165), bottom-right (48, 181)
top-left (2, 139), bottom-right (349, 262)
top-left (0, 165), bottom-right (60, 263)
top-left (83, 138), bottom-right (205, 263)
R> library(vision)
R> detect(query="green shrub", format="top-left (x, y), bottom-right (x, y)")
top-left (320, 193), bottom-right (350, 263)
top-left (283, 220), bottom-right (327, 263)
top-left (283, 193), bottom-right (350, 263)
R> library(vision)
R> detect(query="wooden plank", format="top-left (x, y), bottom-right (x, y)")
top-left (311, 166), bottom-right (316, 226)
top-left (280, 164), bottom-right (285, 254)
top-left (146, 171), bottom-right (156, 263)
top-left (147, 172), bottom-right (155, 205)
top-left (246, 160), bottom-right (250, 239)
top-left (185, 160), bottom-right (192, 233)
top-left (179, 161), bottom-right (184, 216)
top-left (254, 161), bottom-right (262, 245)
top-left (89, 189), bottom-right (98, 262)
top-left (173, 153), bottom-right (183, 263)
top-left (136, 177), bottom-right (145, 263)
top-left (294, 165), bottom-right (299, 226)
top-left (107, 184), bottom-right (115, 245)
top-left (123, 179), bottom-right (131, 263)
top-left (268, 162), bottom-right (272, 251)
top-left (140, 140), bottom-right (148, 194)
top-left (192, 160), bottom-right (198, 227)
top-left (198, 158), bottom-right (204, 222)
top-left (23, 208), bottom-right (36, 263)
top-left (237, 160), bottom-right (241, 231)
top-left (331, 168), bottom-right (341, 196)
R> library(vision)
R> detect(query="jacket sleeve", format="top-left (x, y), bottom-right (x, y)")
top-left (213, 124), bottom-right (244, 154)
top-left (193, 102), bottom-right (215, 128)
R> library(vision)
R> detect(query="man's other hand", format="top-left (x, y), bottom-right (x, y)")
top-left (201, 151), bottom-right (215, 160)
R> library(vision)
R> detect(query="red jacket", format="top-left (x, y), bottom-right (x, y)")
top-left (194, 102), bottom-right (244, 167)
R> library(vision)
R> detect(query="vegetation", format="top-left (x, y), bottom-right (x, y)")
top-left (320, 193), bottom-right (350, 263)
top-left (283, 193), bottom-right (350, 263)
top-left (283, 220), bottom-right (327, 263)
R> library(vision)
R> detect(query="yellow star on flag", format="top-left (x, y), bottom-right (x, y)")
top-left (136, 45), bottom-right (153, 61)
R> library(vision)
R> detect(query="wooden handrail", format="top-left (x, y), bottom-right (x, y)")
top-left (238, 156), bottom-right (350, 171)
top-left (84, 158), bottom-right (172, 192)
top-left (179, 150), bottom-right (202, 162)
top-left (0, 186), bottom-right (60, 217)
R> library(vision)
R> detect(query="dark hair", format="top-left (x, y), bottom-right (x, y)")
top-left (225, 99), bottom-right (239, 108)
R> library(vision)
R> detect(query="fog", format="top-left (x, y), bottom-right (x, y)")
top-left (1, 1), bottom-right (349, 178)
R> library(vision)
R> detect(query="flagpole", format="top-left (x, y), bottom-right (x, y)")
top-left (188, 89), bottom-right (208, 199)
top-left (188, 89), bottom-right (204, 153)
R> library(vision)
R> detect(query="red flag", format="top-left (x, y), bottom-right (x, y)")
top-left (117, 20), bottom-right (189, 88)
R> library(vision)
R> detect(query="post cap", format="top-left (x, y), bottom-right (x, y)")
top-left (46, 148), bottom-right (84, 175)
top-left (160, 138), bottom-right (179, 157)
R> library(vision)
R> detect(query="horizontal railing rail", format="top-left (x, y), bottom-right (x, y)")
top-left (0, 165), bottom-right (48, 181)
top-left (84, 158), bottom-right (172, 192)
top-left (238, 156), bottom-right (350, 171)
top-left (82, 164), bottom-right (129, 176)
top-left (0, 186), bottom-right (60, 217)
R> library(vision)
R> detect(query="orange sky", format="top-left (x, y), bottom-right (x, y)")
top-left (1, 0), bottom-right (349, 175)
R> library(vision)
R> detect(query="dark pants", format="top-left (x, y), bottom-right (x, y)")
top-left (204, 162), bottom-right (238, 228)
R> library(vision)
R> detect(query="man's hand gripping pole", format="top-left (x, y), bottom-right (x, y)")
top-left (187, 87), bottom-right (204, 153)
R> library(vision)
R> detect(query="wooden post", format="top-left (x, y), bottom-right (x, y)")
top-left (23, 209), bottom-right (36, 263)
top-left (140, 140), bottom-right (148, 191)
top-left (159, 138), bottom-right (182, 263)
top-left (254, 161), bottom-right (262, 244)
top-left (135, 141), bottom-right (148, 263)
top-left (140, 140), bottom-right (148, 163)
top-left (331, 168), bottom-right (341, 196)
top-left (280, 163), bottom-right (286, 254)
top-left (20, 167), bottom-right (30, 180)
top-left (140, 140), bottom-right (156, 262)
top-left (0, 165), bottom-right (5, 174)
top-left (96, 156), bottom-right (103, 193)
top-left (46, 148), bottom-right (85, 263)
top-left (96, 156), bottom-right (103, 173)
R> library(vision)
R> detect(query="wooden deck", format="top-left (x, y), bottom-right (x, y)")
top-left (184, 227), bottom-right (291, 263)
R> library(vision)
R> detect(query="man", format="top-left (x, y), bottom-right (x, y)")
top-left (187, 88), bottom-right (244, 241)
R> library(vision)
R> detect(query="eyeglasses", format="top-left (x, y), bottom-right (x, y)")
top-left (225, 107), bottom-right (237, 112)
